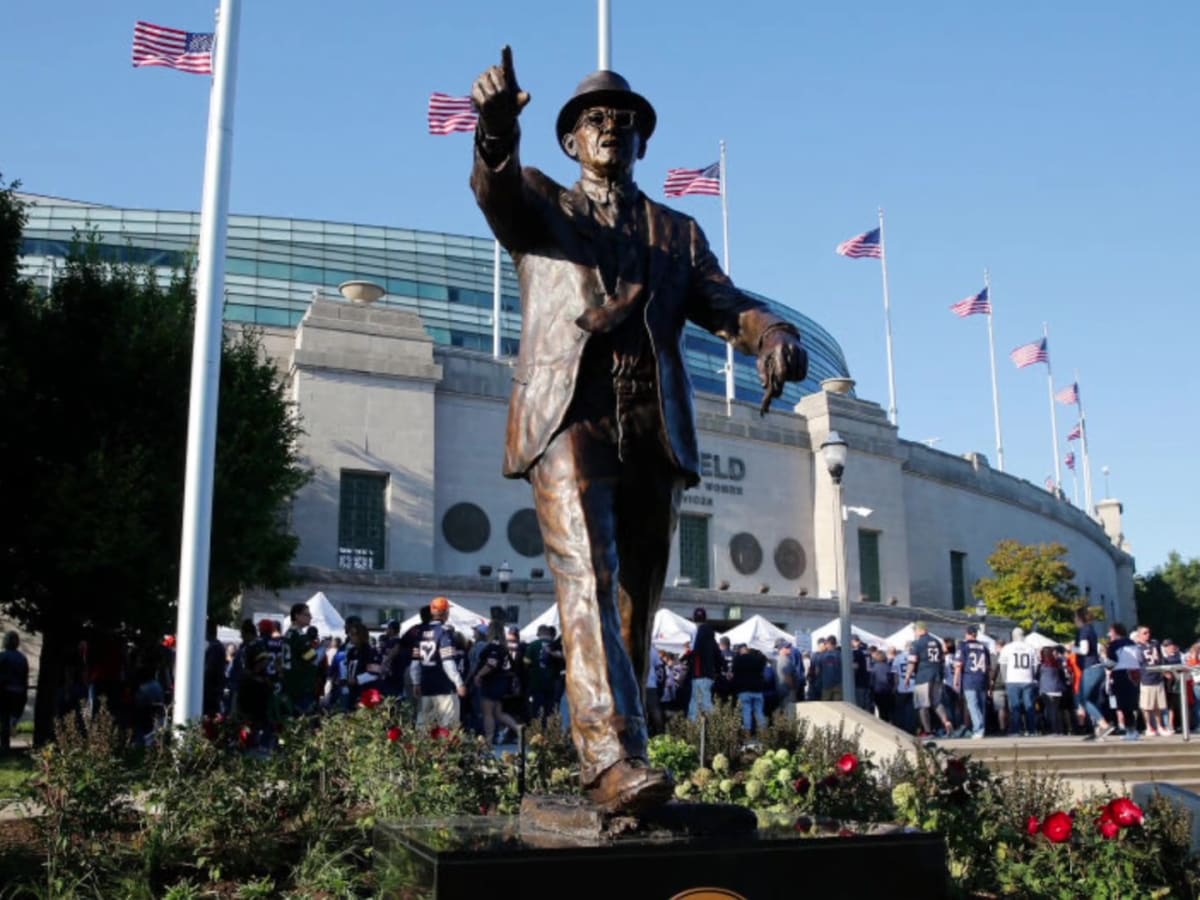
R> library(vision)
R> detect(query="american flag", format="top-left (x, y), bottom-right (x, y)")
top-left (663, 162), bottom-right (720, 198)
top-left (836, 228), bottom-right (882, 259)
top-left (1064, 451), bottom-right (1076, 471)
top-left (1055, 382), bottom-right (1079, 405)
top-left (1067, 422), bottom-right (1082, 441)
top-left (132, 21), bottom-right (214, 75)
top-left (950, 287), bottom-right (991, 318)
top-left (428, 93), bottom-right (477, 135)
top-left (1010, 338), bottom-right (1049, 369)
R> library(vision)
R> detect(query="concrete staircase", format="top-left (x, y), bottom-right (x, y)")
top-left (940, 733), bottom-right (1200, 796)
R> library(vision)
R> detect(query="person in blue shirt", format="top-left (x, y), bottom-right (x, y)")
top-left (818, 636), bottom-right (843, 702)
top-left (408, 596), bottom-right (467, 729)
top-left (906, 622), bottom-right (954, 737)
top-left (1073, 606), bottom-right (1112, 740)
top-left (954, 625), bottom-right (991, 739)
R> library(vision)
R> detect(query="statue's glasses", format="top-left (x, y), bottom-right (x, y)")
top-left (576, 108), bottom-right (637, 131)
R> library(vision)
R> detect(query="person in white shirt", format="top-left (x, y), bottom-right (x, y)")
top-left (891, 644), bottom-right (914, 733)
top-left (999, 627), bottom-right (1037, 736)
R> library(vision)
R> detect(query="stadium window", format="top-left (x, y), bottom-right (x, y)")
top-left (338, 471), bottom-right (388, 571)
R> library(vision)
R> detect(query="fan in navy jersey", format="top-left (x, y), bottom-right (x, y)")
top-left (344, 621), bottom-right (382, 708)
top-left (408, 595), bottom-right (466, 729)
top-left (1135, 625), bottom-right (1168, 737)
top-left (906, 622), bottom-right (954, 737)
top-left (954, 625), bottom-right (991, 739)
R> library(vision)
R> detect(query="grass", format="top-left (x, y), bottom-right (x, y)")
top-left (0, 752), bottom-right (34, 800)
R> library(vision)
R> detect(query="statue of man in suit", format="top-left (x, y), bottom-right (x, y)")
top-left (471, 47), bottom-right (807, 815)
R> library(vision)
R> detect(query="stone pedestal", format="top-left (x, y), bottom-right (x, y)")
top-left (376, 815), bottom-right (946, 899)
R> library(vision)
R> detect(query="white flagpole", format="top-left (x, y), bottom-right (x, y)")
top-left (173, 0), bottom-right (242, 728)
top-left (984, 269), bottom-right (1004, 471)
top-left (1044, 322), bottom-right (1062, 493)
top-left (720, 140), bottom-right (735, 416)
top-left (1075, 370), bottom-right (1095, 515)
top-left (877, 208), bottom-right (898, 428)
top-left (492, 240), bottom-right (502, 358)
top-left (598, 0), bottom-right (611, 69)
top-left (1071, 464), bottom-right (1079, 506)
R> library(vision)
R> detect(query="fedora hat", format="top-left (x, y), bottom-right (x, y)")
top-left (556, 69), bottom-right (656, 153)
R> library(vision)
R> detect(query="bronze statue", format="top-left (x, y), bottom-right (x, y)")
top-left (470, 47), bottom-right (807, 815)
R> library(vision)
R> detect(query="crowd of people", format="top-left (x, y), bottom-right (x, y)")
top-left (12, 600), bottom-right (1200, 751)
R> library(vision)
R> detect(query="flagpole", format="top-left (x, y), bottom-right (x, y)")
top-left (1076, 369), bottom-right (1095, 515)
top-left (1044, 322), bottom-right (1062, 493)
top-left (173, 0), bottom-right (241, 729)
top-left (720, 139), bottom-right (735, 416)
top-left (598, 0), bottom-right (611, 69)
top-left (984, 269), bottom-right (1004, 471)
top-left (877, 208), bottom-right (898, 428)
top-left (1071, 465), bottom-right (1079, 507)
top-left (492, 240), bottom-right (502, 359)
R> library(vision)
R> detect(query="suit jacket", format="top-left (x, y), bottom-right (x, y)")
top-left (471, 128), bottom-right (798, 485)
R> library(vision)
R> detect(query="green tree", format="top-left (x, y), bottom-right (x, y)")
top-left (1135, 552), bottom-right (1200, 643)
top-left (0, 178), bottom-right (310, 741)
top-left (972, 540), bottom-right (1083, 641)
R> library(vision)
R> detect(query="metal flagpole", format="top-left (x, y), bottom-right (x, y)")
top-left (720, 140), bottom-right (735, 416)
top-left (598, 0), bottom-right (611, 69)
top-left (877, 208), bottom-right (898, 428)
top-left (492, 240), bottom-right (502, 358)
top-left (173, 0), bottom-right (242, 728)
top-left (1071, 465), bottom-right (1079, 506)
top-left (1075, 370), bottom-right (1095, 515)
top-left (984, 269), bottom-right (1004, 471)
top-left (1043, 322), bottom-right (1062, 493)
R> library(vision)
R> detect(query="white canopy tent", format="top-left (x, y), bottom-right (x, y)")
top-left (400, 599), bottom-right (489, 636)
top-left (885, 623), bottom-right (942, 651)
top-left (307, 591), bottom-right (345, 638)
top-left (809, 618), bottom-right (890, 650)
top-left (652, 608), bottom-right (698, 653)
top-left (519, 604), bottom-right (561, 643)
top-left (721, 615), bottom-right (792, 655)
top-left (216, 625), bottom-right (242, 645)
top-left (1023, 631), bottom-right (1059, 651)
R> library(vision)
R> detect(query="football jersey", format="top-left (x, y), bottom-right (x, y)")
top-left (281, 627), bottom-right (318, 701)
top-left (909, 634), bottom-right (944, 685)
top-left (412, 621), bottom-right (458, 695)
top-left (1139, 640), bottom-right (1164, 686)
top-left (956, 639), bottom-right (991, 691)
top-left (999, 641), bottom-right (1036, 684)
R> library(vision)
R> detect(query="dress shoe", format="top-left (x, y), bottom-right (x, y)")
top-left (586, 759), bottom-right (674, 815)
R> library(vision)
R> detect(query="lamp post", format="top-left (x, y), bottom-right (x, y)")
top-left (820, 431), bottom-right (853, 704)
top-left (975, 600), bottom-right (988, 637)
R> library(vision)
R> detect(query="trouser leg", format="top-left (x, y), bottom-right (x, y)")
top-left (531, 422), bottom-right (679, 787)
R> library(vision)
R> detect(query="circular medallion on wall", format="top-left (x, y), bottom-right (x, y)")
top-left (729, 532), bottom-right (763, 575)
top-left (442, 502), bottom-right (490, 553)
top-left (507, 508), bottom-right (544, 558)
top-left (774, 538), bottom-right (806, 580)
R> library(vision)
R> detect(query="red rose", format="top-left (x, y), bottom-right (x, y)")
top-left (1026, 815), bottom-right (1040, 835)
top-left (1098, 816), bottom-right (1120, 839)
top-left (836, 753), bottom-right (859, 776)
top-left (1041, 811), bottom-right (1073, 843)
top-left (238, 726), bottom-right (252, 749)
top-left (360, 687), bottom-right (383, 709)
top-left (837, 827), bottom-right (855, 837)
top-left (792, 776), bottom-right (811, 795)
top-left (1105, 797), bottom-right (1144, 828)
top-left (794, 816), bottom-right (813, 833)
top-left (430, 726), bottom-right (452, 740)
top-left (387, 726), bottom-right (402, 742)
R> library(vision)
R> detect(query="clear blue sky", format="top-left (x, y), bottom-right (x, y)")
top-left (4, 1), bottom-right (1197, 575)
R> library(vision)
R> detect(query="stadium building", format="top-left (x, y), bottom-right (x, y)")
top-left (17, 193), bottom-right (1135, 635)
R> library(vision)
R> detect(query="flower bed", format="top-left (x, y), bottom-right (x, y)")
top-left (3, 703), bottom-right (1196, 898)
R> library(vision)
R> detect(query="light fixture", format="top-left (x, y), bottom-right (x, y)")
top-left (530, 567), bottom-right (544, 579)
top-left (758, 583), bottom-right (770, 594)
top-left (718, 580), bottom-right (731, 591)
top-left (478, 564), bottom-right (493, 577)
top-left (338, 280), bottom-right (386, 305)
top-left (498, 560), bottom-right (513, 594)
top-left (820, 431), bottom-right (848, 485)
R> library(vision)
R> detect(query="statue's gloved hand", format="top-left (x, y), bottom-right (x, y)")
top-left (471, 45), bottom-right (531, 137)
top-left (756, 330), bottom-right (808, 415)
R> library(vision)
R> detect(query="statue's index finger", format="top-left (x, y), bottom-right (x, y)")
top-left (501, 45), bottom-right (517, 85)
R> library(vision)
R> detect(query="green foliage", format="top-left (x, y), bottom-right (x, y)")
top-left (973, 539), bottom-right (1086, 640)
top-left (647, 733), bottom-right (699, 779)
top-left (1136, 551), bottom-right (1200, 642)
top-left (0, 189), bottom-right (310, 739)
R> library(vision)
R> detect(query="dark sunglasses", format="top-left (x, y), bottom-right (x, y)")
top-left (577, 108), bottom-right (637, 131)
